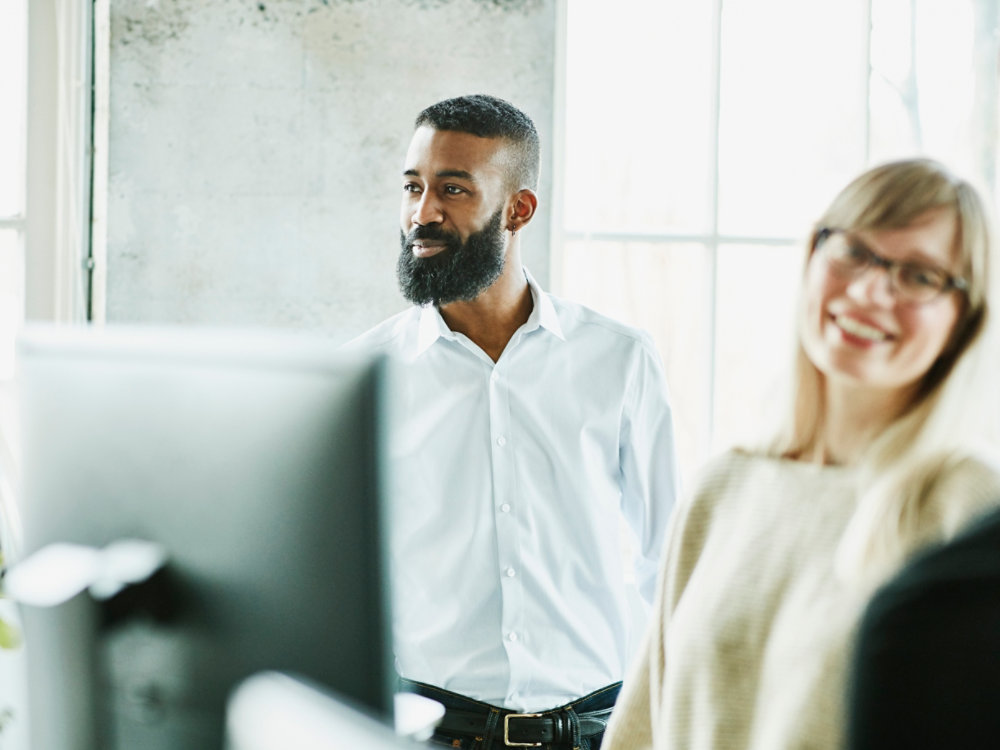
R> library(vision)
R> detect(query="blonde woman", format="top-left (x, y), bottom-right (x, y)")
top-left (604, 159), bottom-right (1000, 750)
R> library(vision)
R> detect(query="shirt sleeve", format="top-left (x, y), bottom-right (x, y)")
top-left (618, 335), bottom-right (681, 603)
top-left (602, 611), bottom-right (658, 750)
top-left (604, 478), bottom-right (689, 750)
top-left (605, 454), bottom-right (716, 750)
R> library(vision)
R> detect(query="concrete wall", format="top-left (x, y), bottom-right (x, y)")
top-left (105, 0), bottom-right (556, 342)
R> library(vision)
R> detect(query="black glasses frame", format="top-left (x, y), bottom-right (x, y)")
top-left (813, 227), bottom-right (969, 302)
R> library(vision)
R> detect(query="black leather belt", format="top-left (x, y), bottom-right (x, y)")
top-left (437, 706), bottom-right (614, 747)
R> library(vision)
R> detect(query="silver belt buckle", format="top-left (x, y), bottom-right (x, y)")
top-left (504, 712), bottom-right (543, 747)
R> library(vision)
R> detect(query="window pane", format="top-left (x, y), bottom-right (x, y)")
top-left (0, 230), bottom-right (24, 381)
top-left (713, 242), bottom-right (803, 452)
top-left (0, 0), bottom-right (27, 218)
top-left (869, 0), bottom-right (995, 189)
top-left (559, 239), bottom-right (713, 480)
top-left (563, 2), bottom-right (716, 235)
top-left (560, 0), bottom-right (1000, 470)
top-left (718, 0), bottom-right (869, 237)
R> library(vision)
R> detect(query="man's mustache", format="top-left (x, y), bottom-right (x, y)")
top-left (406, 226), bottom-right (458, 245)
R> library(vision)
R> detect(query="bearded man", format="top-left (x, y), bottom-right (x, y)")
top-left (347, 94), bottom-right (680, 750)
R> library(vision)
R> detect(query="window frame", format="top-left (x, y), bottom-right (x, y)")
top-left (551, 0), bottom-right (999, 478)
top-left (25, 0), bottom-right (96, 325)
top-left (1, 0), bottom-right (97, 560)
top-left (0, 0), bottom-right (29, 561)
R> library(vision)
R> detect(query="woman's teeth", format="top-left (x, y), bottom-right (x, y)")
top-left (835, 315), bottom-right (887, 341)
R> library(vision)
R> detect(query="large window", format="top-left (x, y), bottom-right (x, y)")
top-left (0, 4), bottom-right (27, 742)
top-left (1, 0), bottom-right (27, 382)
top-left (0, 0), bottom-right (27, 524)
top-left (557, 0), bottom-right (1000, 481)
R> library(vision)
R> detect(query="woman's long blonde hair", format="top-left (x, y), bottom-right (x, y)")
top-left (767, 158), bottom-right (1000, 582)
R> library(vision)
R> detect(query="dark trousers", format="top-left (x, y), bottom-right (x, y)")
top-left (400, 678), bottom-right (621, 750)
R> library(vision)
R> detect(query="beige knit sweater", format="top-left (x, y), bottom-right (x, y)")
top-left (604, 449), bottom-right (1000, 750)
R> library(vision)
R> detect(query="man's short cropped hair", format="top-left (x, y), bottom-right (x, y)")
top-left (415, 94), bottom-right (540, 191)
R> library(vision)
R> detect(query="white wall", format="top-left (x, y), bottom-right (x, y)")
top-left (104, 0), bottom-right (557, 342)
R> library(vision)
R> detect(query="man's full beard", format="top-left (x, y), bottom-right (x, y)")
top-left (397, 208), bottom-right (507, 306)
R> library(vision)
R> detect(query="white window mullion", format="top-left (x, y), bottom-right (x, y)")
top-left (25, 0), bottom-right (92, 325)
top-left (863, 0), bottom-right (873, 163)
top-left (706, 0), bottom-right (724, 460)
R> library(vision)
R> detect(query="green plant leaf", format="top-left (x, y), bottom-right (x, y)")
top-left (0, 618), bottom-right (21, 650)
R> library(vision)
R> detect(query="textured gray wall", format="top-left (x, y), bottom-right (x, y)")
top-left (106, 0), bottom-right (556, 341)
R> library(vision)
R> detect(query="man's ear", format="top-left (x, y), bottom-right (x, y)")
top-left (507, 189), bottom-right (538, 233)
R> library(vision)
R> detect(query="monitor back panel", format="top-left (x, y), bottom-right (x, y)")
top-left (16, 326), bottom-right (394, 750)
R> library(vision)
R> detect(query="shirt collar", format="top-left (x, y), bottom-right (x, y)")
top-left (413, 267), bottom-right (566, 357)
top-left (416, 303), bottom-right (452, 356)
top-left (523, 268), bottom-right (565, 341)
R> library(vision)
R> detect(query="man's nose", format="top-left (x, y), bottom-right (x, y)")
top-left (411, 192), bottom-right (444, 226)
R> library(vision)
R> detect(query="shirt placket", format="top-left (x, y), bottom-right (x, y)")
top-left (488, 361), bottom-right (526, 701)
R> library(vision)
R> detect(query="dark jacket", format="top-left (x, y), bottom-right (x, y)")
top-left (847, 506), bottom-right (1000, 749)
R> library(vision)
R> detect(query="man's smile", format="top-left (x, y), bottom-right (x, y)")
top-left (410, 239), bottom-right (448, 259)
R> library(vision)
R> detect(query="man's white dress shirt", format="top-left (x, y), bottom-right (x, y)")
top-left (347, 270), bottom-right (679, 711)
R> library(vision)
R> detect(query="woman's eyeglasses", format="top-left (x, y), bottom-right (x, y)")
top-left (814, 227), bottom-right (968, 304)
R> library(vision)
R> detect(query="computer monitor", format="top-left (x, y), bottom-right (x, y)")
top-left (12, 324), bottom-right (395, 750)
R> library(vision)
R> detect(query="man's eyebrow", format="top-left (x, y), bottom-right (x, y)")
top-left (436, 169), bottom-right (475, 181)
top-left (402, 168), bottom-right (476, 181)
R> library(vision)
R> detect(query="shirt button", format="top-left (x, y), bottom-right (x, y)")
top-left (508, 632), bottom-right (518, 642)
top-left (496, 436), bottom-right (507, 447)
top-left (500, 503), bottom-right (511, 513)
top-left (505, 567), bottom-right (516, 578)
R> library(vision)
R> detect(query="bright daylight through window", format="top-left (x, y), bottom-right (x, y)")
top-left (558, 0), bottom-right (1000, 481)
top-left (0, 0), bottom-right (27, 383)
top-left (0, 0), bottom-right (27, 513)
top-left (0, 2), bottom-right (27, 739)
